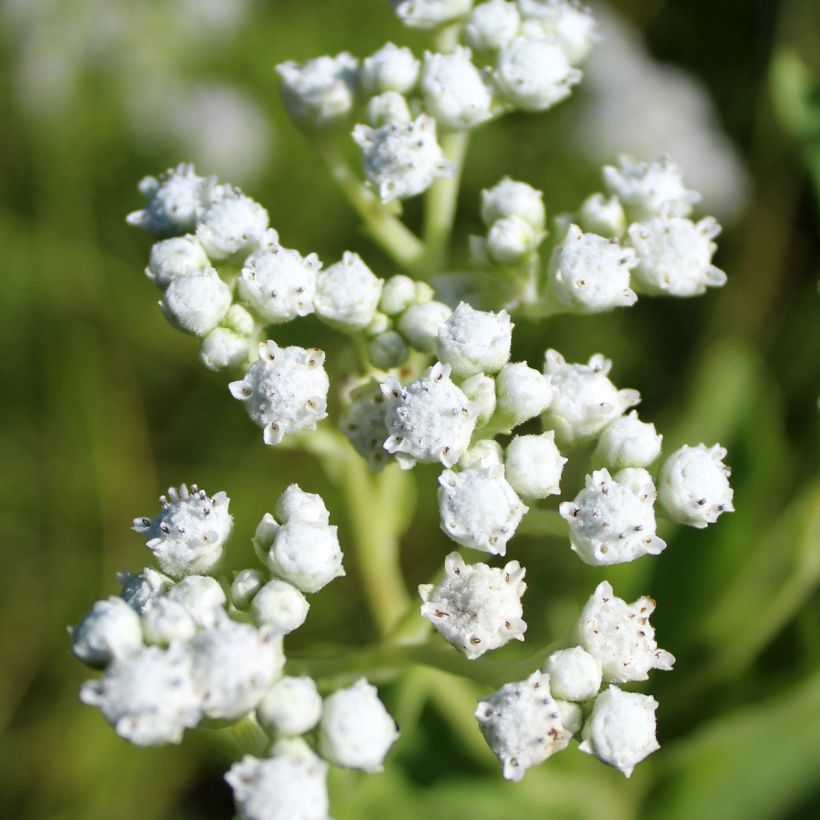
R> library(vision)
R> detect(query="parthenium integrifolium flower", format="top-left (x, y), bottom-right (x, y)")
top-left (419, 552), bottom-right (527, 658)
top-left (141, 597), bottom-right (196, 646)
top-left (593, 410), bottom-right (663, 468)
top-left (118, 567), bottom-right (173, 614)
top-left (397, 300), bottom-right (453, 352)
top-left (314, 251), bottom-right (383, 330)
top-left (196, 186), bottom-right (270, 261)
top-left (504, 431), bottom-right (566, 499)
top-left (544, 646), bottom-right (603, 702)
top-left (482, 176), bottom-right (546, 231)
top-left (517, 0), bottom-right (599, 65)
top-left (257, 676), bottom-right (323, 737)
top-left (460, 372), bottom-right (497, 426)
top-left (250, 579), bottom-right (310, 635)
top-left (71, 597), bottom-right (143, 668)
top-left (132, 484), bottom-right (233, 578)
top-left (340, 380), bottom-right (394, 471)
top-left (361, 43), bottom-right (420, 95)
top-left (163, 575), bottom-right (227, 626)
top-left (494, 361), bottom-right (553, 429)
top-left (578, 192), bottom-right (627, 238)
top-left (436, 302), bottom-right (513, 377)
top-left (465, 0), bottom-right (521, 51)
top-left (229, 342), bottom-right (329, 446)
top-left (392, 0), bottom-right (474, 29)
top-left (159, 267), bottom-right (232, 336)
top-left (366, 91), bottom-right (413, 127)
top-left (146, 234), bottom-right (210, 288)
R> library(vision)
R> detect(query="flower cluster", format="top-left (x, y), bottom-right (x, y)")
top-left (72, 483), bottom-right (398, 818)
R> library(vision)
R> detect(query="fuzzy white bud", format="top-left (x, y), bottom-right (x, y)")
top-left (487, 215), bottom-right (539, 265)
top-left (578, 193), bottom-right (626, 238)
top-left (504, 431), bottom-right (566, 499)
top-left (267, 520), bottom-right (345, 594)
top-left (398, 300), bottom-right (452, 353)
top-left (481, 177), bottom-right (546, 231)
top-left (340, 380), bottom-right (394, 472)
top-left (71, 597), bottom-right (143, 668)
top-left (544, 646), bottom-right (603, 702)
top-left (517, 0), bottom-right (599, 65)
top-left (275, 484), bottom-right (330, 525)
top-left (118, 567), bottom-right (173, 614)
top-left (460, 372), bottom-right (497, 427)
top-left (365, 91), bottom-right (412, 127)
top-left (141, 597), bottom-right (197, 646)
top-left (147, 235), bottom-right (210, 289)
top-left (380, 275), bottom-right (418, 316)
top-left (458, 439), bottom-right (504, 471)
top-left (159, 268), bottom-right (232, 337)
top-left (361, 43), bottom-right (420, 95)
top-left (594, 411), bottom-right (663, 469)
top-left (196, 188), bottom-right (269, 261)
top-left (465, 0), bottom-right (521, 51)
top-left (556, 700), bottom-right (583, 735)
top-left (250, 579), bottom-right (310, 635)
top-left (165, 575), bottom-right (228, 627)
top-left (231, 569), bottom-right (266, 610)
top-left (494, 361), bottom-right (553, 429)
top-left (314, 251), bottom-right (383, 330)
top-left (257, 676), bottom-right (323, 736)
top-left (436, 302), bottom-right (513, 377)
top-left (369, 330), bottom-right (410, 369)
top-left (393, 0), bottom-right (474, 29)
top-left (277, 53), bottom-right (359, 128)
top-left (200, 328), bottom-right (249, 371)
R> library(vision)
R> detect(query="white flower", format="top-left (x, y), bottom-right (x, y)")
top-left (559, 468), bottom-right (666, 565)
top-left (353, 114), bottom-right (455, 202)
top-left (382, 362), bottom-right (477, 469)
top-left (250, 579), bottom-right (310, 635)
top-left (132, 484), bottom-right (233, 578)
top-left (314, 251), bottom-right (383, 330)
top-left (365, 90), bottom-right (412, 127)
top-left (200, 328), bottom-right (249, 371)
top-left (571, 581), bottom-right (675, 683)
top-left (420, 46), bottom-right (494, 130)
top-left (340, 380), bottom-right (394, 472)
top-left (146, 235), bottom-right (210, 289)
top-left (476, 670), bottom-right (571, 781)
top-left (226, 739), bottom-right (330, 820)
top-left (319, 679), bottom-right (399, 772)
top-left (229, 342), bottom-right (329, 446)
top-left (578, 686), bottom-right (660, 777)
top-left (504, 431), bottom-right (566, 499)
top-left (465, 0), bottom-right (521, 51)
top-left (436, 302), bottom-right (513, 377)
top-left (392, 0), bottom-right (474, 30)
top-left (460, 372), bottom-right (497, 427)
top-left (658, 443), bottom-right (734, 527)
top-left (547, 224), bottom-right (638, 313)
top-left (494, 361), bottom-right (553, 429)
top-left (257, 676), bottom-right (323, 736)
top-left (578, 193), bottom-right (626, 238)
top-left (165, 575), bottom-right (227, 627)
top-left (627, 212), bottom-right (726, 297)
top-left (231, 568), bottom-right (266, 609)
top-left (438, 466), bottom-right (528, 555)
top-left (517, 0), bottom-right (599, 65)
top-left (398, 300), bottom-right (453, 353)
top-left (275, 484), bottom-right (331, 526)
top-left (141, 597), bottom-right (197, 646)
top-left (159, 268), bottom-right (232, 337)
top-left (458, 439), bottom-right (504, 471)
top-left (542, 349), bottom-right (640, 447)
top-left (267, 520), bottom-right (345, 594)
top-left (196, 187), bottom-right (270, 261)
top-left (556, 700), bottom-right (583, 735)
top-left (80, 644), bottom-right (202, 746)
top-left (544, 646), bottom-right (602, 702)
top-left (126, 163), bottom-right (212, 236)
top-left (603, 155), bottom-right (700, 221)
top-left (486, 215), bottom-right (539, 265)
top-left (71, 597), bottom-right (143, 668)
top-left (481, 177), bottom-right (546, 231)
top-left (277, 53), bottom-right (359, 128)
top-left (369, 330), bottom-right (410, 369)
top-left (361, 43), bottom-right (420, 95)
top-left (495, 37), bottom-right (581, 111)
top-left (190, 610), bottom-right (284, 720)
top-left (118, 567), bottom-right (173, 614)
top-left (594, 410), bottom-right (663, 468)
top-left (420, 552), bottom-right (527, 658)
top-left (238, 241), bottom-right (320, 324)
top-left (380, 274), bottom-right (418, 316)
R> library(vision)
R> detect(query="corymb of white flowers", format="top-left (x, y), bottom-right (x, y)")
top-left (73, 2), bottom-right (737, 816)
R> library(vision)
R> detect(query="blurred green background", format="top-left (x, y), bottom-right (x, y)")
top-left (1, 1), bottom-right (818, 818)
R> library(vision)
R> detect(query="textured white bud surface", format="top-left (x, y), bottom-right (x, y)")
top-left (250, 579), bottom-right (310, 635)
top-left (495, 361), bottom-right (553, 428)
top-left (544, 646), bottom-right (602, 702)
top-left (380, 274), bottom-right (418, 316)
top-left (160, 268), bottom-right (232, 337)
top-left (421, 47), bottom-right (494, 130)
top-left (277, 53), bottom-right (359, 128)
top-left (257, 676), bottom-right (323, 736)
top-left (543, 350), bottom-right (640, 447)
top-left (226, 740), bottom-right (330, 820)
top-left (517, 0), bottom-right (599, 64)
top-left (229, 342), bottom-right (329, 446)
top-left (275, 484), bottom-right (330, 526)
top-left (603, 155), bottom-right (700, 222)
top-left (362, 43), bottom-right (420, 95)
top-left (80, 644), bottom-right (202, 746)
top-left (231, 569), bottom-right (266, 610)
top-left (578, 193), bottom-right (626, 238)
top-left (559, 468), bottom-right (666, 565)
top-left (465, 0), bottom-right (521, 51)
top-left (353, 115), bottom-right (455, 202)
top-left (460, 372), bottom-right (497, 427)
top-left (420, 553), bottom-right (527, 658)
top-left (398, 300), bottom-right (452, 353)
top-left (369, 330), bottom-right (409, 369)
top-left (200, 328), bottom-right (248, 371)
top-left (628, 213), bottom-right (726, 297)
top-left (438, 466), bottom-right (528, 555)
top-left (365, 91), bottom-right (412, 127)
top-left (132, 484), bottom-right (233, 578)
top-left (165, 575), bottom-right (227, 627)
top-left (495, 37), bottom-right (581, 111)
top-left (71, 597), bottom-right (143, 668)
top-left (314, 252), bottom-right (383, 330)
top-left (238, 243), bottom-right (320, 323)
top-left (393, 0), bottom-right (474, 29)
top-left (481, 177), bottom-right (546, 231)
top-left (658, 443), bottom-right (734, 528)
top-left (572, 581), bottom-right (675, 683)
top-left (458, 439), bottom-right (504, 471)
top-left (579, 686), bottom-right (660, 777)
top-left (476, 670), bottom-right (571, 781)
top-left (504, 432), bottom-right (566, 499)
top-left (127, 163), bottom-right (210, 236)
top-left (340, 380), bottom-right (394, 471)
top-left (556, 700), bottom-right (583, 735)
top-left (594, 411), bottom-right (663, 469)
top-left (118, 567), bottom-right (173, 614)
top-left (190, 610), bottom-right (284, 720)
top-left (196, 189), bottom-right (269, 261)
top-left (436, 302), bottom-right (513, 377)
top-left (319, 679), bottom-right (399, 772)
top-left (141, 597), bottom-right (197, 646)
top-left (487, 215), bottom-right (539, 265)
top-left (223, 303), bottom-right (256, 337)
top-left (382, 362), bottom-right (477, 469)
top-left (547, 224), bottom-right (638, 313)
top-left (267, 520), bottom-right (345, 594)
top-left (147, 235), bottom-right (210, 289)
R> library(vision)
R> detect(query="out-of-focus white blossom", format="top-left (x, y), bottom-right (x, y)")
top-left (578, 192), bottom-right (626, 237)
top-left (594, 410), bottom-right (662, 468)
top-left (556, 699), bottom-right (583, 735)
top-left (314, 252), bottom-right (383, 330)
top-left (231, 568), bottom-right (266, 610)
top-left (159, 268), bottom-right (232, 337)
top-left (481, 177), bottom-right (546, 231)
top-left (380, 275), bottom-right (418, 316)
top-left (118, 567), bottom-right (173, 614)
top-left (257, 676), bottom-right (323, 737)
top-left (340, 380), bottom-right (394, 472)
top-left (365, 91), bottom-right (412, 127)
top-left (369, 330), bottom-right (409, 369)
top-left (361, 43), bottom-right (420, 95)
top-left (141, 597), bottom-right (197, 646)
top-left (71, 597), bottom-right (143, 668)
top-left (504, 431), bottom-right (566, 499)
top-left (517, 0), bottom-right (599, 65)
top-left (392, 0), bottom-right (474, 30)
top-left (398, 300), bottom-right (453, 352)
top-left (277, 53), bottom-right (359, 128)
top-left (486, 215), bottom-right (539, 265)
top-left (165, 575), bottom-right (227, 627)
top-left (436, 302), bottom-right (513, 377)
top-left (465, 0), bottom-right (521, 51)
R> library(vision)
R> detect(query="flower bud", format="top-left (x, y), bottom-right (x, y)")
top-left (340, 380), bottom-right (393, 472)
top-left (556, 700), bottom-right (583, 735)
top-left (458, 439), bottom-right (504, 471)
top-left (314, 252), bottom-right (383, 330)
top-left (71, 597), bottom-right (143, 668)
top-left (594, 410), bottom-right (663, 468)
top-left (231, 569), bottom-right (266, 610)
top-left (504, 431), bottom-right (566, 499)
top-left (250, 579), bottom-right (310, 635)
top-left (481, 177), bottom-right (546, 231)
top-left (578, 193), bottom-right (626, 238)
top-left (369, 330), bottom-right (409, 369)
top-left (436, 302), bottom-right (513, 377)
top-left (517, 0), bottom-right (599, 65)
top-left (392, 0), bottom-right (474, 30)
top-left (165, 575), bottom-right (227, 627)
top-left (200, 328), bottom-right (248, 371)
top-left (465, 0), bottom-right (521, 51)
top-left (380, 274), bottom-right (418, 316)
top-left (159, 268), bottom-right (232, 337)
top-left (361, 43), bottom-right (420, 95)
top-left (223, 303), bottom-right (256, 336)
top-left (141, 597), bottom-right (197, 646)
top-left (196, 188), bottom-right (269, 261)
top-left (267, 520), bottom-right (345, 594)
top-left (118, 567), bottom-right (173, 614)
top-left (487, 215), bottom-right (539, 265)
top-left (257, 676), bottom-right (322, 737)
top-left (365, 90), bottom-right (412, 127)
top-left (275, 484), bottom-right (330, 525)
top-left (494, 361), bottom-right (553, 429)
top-left (544, 646), bottom-right (602, 702)
top-left (460, 372), bottom-right (497, 426)
top-left (147, 235), bottom-right (210, 289)
top-left (277, 53), bottom-right (359, 128)
top-left (398, 300), bottom-right (452, 353)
